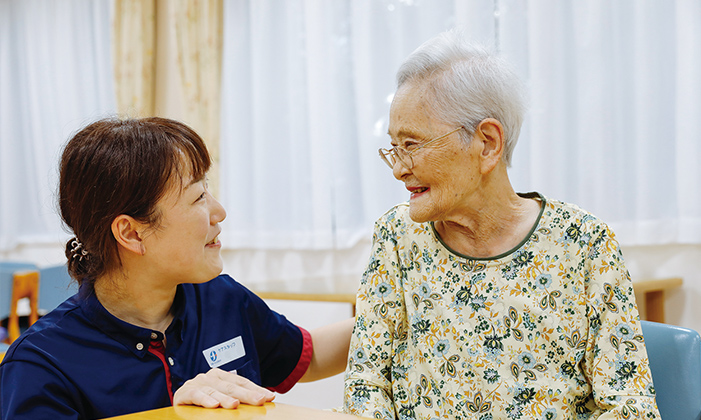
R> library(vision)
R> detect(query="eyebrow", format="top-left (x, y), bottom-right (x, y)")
top-left (184, 174), bottom-right (206, 189)
top-left (388, 127), bottom-right (427, 145)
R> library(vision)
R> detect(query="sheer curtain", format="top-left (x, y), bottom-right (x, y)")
top-left (0, 0), bottom-right (116, 252)
top-left (219, 0), bottom-right (701, 291)
top-left (219, 0), bottom-right (465, 291)
top-left (503, 0), bottom-right (701, 245)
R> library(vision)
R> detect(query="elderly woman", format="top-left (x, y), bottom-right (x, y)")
top-left (343, 30), bottom-right (660, 419)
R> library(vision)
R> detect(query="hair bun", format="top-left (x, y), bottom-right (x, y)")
top-left (65, 237), bottom-right (90, 280)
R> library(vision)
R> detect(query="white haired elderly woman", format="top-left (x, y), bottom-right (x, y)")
top-left (343, 29), bottom-right (660, 419)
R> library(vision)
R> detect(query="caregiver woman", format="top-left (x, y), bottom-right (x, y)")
top-left (0, 117), bottom-right (353, 419)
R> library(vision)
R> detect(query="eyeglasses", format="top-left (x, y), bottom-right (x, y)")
top-left (378, 126), bottom-right (464, 170)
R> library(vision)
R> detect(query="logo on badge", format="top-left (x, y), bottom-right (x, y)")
top-left (210, 350), bottom-right (218, 362)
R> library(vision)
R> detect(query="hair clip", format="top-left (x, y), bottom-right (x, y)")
top-left (70, 238), bottom-right (89, 261)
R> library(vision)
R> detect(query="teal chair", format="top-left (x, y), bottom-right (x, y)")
top-left (38, 264), bottom-right (77, 314)
top-left (641, 320), bottom-right (701, 420)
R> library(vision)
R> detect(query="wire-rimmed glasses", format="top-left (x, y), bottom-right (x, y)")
top-left (378, 126), bottom-right (465, 170)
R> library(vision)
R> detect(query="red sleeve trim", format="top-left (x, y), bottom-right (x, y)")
top-left (269, 326), bottom-right (313, 394)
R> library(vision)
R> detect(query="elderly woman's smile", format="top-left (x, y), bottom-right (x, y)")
top-left (407, 185), bottom-right (428, 196)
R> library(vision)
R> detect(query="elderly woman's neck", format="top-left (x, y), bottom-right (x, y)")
top-left (94, 271), bottom-right (176, 334)
top-left (435, 189), bottom-right (541, 259)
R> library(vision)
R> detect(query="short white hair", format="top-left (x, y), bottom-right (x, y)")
top-left (396, 29), bottom-right (527, 166)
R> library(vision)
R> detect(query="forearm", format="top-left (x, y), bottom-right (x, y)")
top-left (299, 317), bottom-right (354, 382)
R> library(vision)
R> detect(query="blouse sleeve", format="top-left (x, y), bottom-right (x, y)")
top-left (343, 221), bottom-right (404, 419)
top-left (581, 224), bottom-right (660, 418)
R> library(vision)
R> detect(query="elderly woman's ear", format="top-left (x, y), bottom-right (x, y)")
top-left (475, 118), bottom-right (505, 174)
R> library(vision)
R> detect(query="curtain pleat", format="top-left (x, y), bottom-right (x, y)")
top-left (113, 0), bottom-right (156, 117)
top-left (171, 0), bottom-right (223, 196)
top-left (113, 0), bottom-right (223, 195)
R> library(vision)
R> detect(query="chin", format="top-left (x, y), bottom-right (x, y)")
top-left (408, 205), bottom-right (433, 224)
top-left (195, 264), bottom-right (224, 283)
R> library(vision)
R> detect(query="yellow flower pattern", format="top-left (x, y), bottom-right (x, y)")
top-left (344, 194), bottom-right (660, 419)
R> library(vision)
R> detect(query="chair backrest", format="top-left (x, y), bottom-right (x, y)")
top-left (0, 262), bottom-right (38, 318)
top-left (7, 270), bottom-right (39, 343)
top-left (641, 320), bottom-right (701, 420)
top-left (38, 264), bottom-right (77, 313)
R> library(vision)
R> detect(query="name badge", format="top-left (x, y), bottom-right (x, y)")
top-left (203, 336), bottom-right (246, 369)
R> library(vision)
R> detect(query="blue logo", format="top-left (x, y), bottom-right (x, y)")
top-left (209, 350), bottom-right (218, 362)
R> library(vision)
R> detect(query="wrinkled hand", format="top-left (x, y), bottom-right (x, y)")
top-left (173, 368), bottom-right (275, 409)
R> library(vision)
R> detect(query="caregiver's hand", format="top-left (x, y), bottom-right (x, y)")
top-left (173, 368), bottom-right (275, 409)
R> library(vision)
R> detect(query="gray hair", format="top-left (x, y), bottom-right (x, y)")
top-left (396, 29), bottom-right (527, 166)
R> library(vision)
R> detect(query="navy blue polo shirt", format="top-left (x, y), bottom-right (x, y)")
top-left (0, 275), bottom-right (312, 419)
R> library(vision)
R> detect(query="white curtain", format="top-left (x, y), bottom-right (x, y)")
top-left (1, 0), bottom-right (699, 286)
top-left (220, 0), bottom-right (468, 253)
top-left (220, 0), bottom-right (701, 289)
top-left (0, 0), bottom-right (116, 252)
top-left (503, 0), bottom-right (701, 246)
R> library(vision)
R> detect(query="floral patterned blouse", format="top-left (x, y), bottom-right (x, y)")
top-left (343, 193), bottom-right (659, 419)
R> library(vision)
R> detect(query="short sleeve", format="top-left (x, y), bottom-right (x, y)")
top-left (240, 287), bottom-right (313, 393)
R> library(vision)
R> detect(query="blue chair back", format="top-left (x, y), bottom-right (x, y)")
top-left (641, 320), bottom-right (701, 420)
top-left (38, 264), bottom-right (77, 313)
top-left (0, 262), bottom-right (38, 319)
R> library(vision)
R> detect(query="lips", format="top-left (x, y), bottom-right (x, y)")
top-left (206, 229), bottom-right (222, 246)
top-left (407, 186), bottom-right (428, 195)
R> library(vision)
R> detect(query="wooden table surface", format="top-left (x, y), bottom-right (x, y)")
top-left (106, 403), bottom-right (367, 420)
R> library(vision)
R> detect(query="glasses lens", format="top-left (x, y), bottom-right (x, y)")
top-left (379, 147), bottom-right (413, 169)
top-left (378, 149), bottom-right (395, 168)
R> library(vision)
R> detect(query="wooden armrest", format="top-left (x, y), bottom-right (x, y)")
top-left (633, 277), bottom-right (683, 323)
top-left (633, 277), bottom-right (683, 294)
top-left (254, 291), bottom-right (356, 305)
top-left (254, 291), bottom-right (357, 316)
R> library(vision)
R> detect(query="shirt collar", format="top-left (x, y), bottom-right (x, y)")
top-left (78, 283), bottom-right (187, 357)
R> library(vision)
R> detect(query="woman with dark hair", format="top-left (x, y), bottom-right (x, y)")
top-left (0, 117), bottom-right (353, 419)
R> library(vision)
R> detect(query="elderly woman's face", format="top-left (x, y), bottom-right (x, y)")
top-left (388, 83), bottom-right (482, 223)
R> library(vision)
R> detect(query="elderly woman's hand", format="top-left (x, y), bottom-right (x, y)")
top-left (173, 368), bottom-right (275, 409)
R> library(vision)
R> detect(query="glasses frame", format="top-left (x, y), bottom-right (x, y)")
top-left (379, 126), bottom-right (465, 170)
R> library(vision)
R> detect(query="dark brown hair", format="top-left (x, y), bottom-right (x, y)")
top-left (59, 117), bottom-right (211, 284)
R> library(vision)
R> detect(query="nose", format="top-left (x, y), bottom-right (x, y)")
top-left (209, 193), bottom-right (227, 224)
top-left (392, 159), bottom-right (411, 180)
